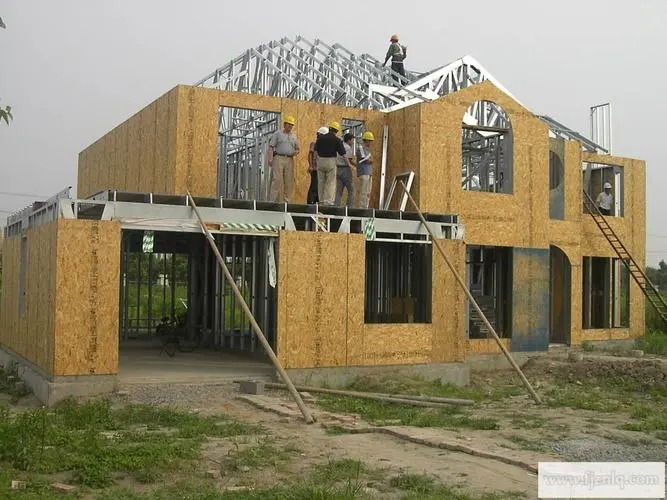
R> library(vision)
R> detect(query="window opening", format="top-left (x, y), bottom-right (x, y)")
top-left (461, 100), bottom-right (513, 193)
top-left (365, 241), bottom-right (432, 323)
top-left (582, 256), bottom-right (629, 328)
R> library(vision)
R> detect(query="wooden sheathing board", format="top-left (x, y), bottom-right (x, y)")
top-left (76, 88), bottom-right (178, 197)
top-left (0, 223), bottom-right (58, 375)
top-left (576, 152), bottom-right (646, 342)
top-left (138, 102), bottom-right (157, 194)
top-left (276, 232), bottom-right (467, 369)
top-left (276, 231), bottom-right (347, 368)
top-left (466, 338), bottom-right (511, 355)
top-left (418, 81), bottom-right (550, 250)
top-left (53, 220), bottom-right (120, 376)
top-left (169, 86), bottom-right (386, 201)
top-left (384, 107), bottom-right (421, 208)
top-left (430, 240), bottom-right (466, 363)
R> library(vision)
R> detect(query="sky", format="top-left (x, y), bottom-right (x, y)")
top-left (1, 0), bottom-right (666, 264)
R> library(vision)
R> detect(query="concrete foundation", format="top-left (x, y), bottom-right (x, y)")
top-left (581, 339), bottom-right (637, 350)
top-left (464, 352), bottom-right (543, 372)
top-left (284, 362), bottom-right (470, 388)
top-left (0, 346), bottom-right (118, 406)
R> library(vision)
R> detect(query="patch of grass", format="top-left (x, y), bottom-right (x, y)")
top-left (389, 473), bottom-right (525, 500)
top-left (0, 399), bottom-right (256, 490)
top-left (581, 340), bottom-right (595, 352)
top-left (636, 330), bottom-right (667, 356)
top-left (544, 384), bottom-right (625, 412)
top-left (324, 425), bottom-right (354, 435)
top-left (621, 403), bottom-right (667, 435)
top-left (312, 458), bottom-right (366, 483)
top-left (502, 433), bottom-right (551, 453)
top-left (507, 412), bottom-right (546, 429)
top-left (222, 439), bottom-right (299, 471)
top-left (316, 395), bottom-right (498, 430)
top-left (346, 375), bottom-right (521, 403)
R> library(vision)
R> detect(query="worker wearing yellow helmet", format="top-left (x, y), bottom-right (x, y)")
top-left (356, 131), bottom-right (375, 208)
top-left (268, 114), bottom-right (300, 203)
top-left (382, 33), bottom-right (407, 86)
top-left (313, 120), bottom-right (347, 205)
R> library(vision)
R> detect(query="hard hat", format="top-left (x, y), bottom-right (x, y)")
top-left (362, 131), bottom-right (375, 141)
top-left (284, 115), bottom-right (296, 125)
top-left (328, 120), bottom-right (341, 131)
top-left (317, 126), bottom-right (329, 135)
top-left (390, 34), bottom-right (399, 41)
top-left (604, 182), bottom-right (612, 189)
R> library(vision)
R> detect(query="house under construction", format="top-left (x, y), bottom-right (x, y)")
top-left (0, 37), bottom-right (650, 404)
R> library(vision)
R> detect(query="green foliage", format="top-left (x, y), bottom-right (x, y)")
top-left (0, 399), bottom-right (256, 489)
top-left (0, 104), bottom-right (12, 125)
top-left (636, 330), bottom-right (667, 356)
top-left (390, 473), bottom-right (525, 500)
top-left (317, 395), bottom-right (498, 430)
top-left (0, 363), bottom-right (31, 402)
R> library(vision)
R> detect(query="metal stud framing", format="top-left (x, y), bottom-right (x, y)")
top-left (196, 37), bottom-right (607, 153)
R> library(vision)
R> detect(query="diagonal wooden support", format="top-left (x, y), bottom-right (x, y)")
top-left (398, 182), bottom-right (542, 405)
top-left (187, 192), bottom-right (316, 424)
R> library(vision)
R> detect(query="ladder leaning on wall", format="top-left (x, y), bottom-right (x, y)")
top-left (582, 189), bottom-right (667, 328)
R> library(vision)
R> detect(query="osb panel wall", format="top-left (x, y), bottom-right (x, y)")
top-left (52, 220), bottom-right (121, 376)
top-left (0, 222), bottom-right (58, 375)
top-left (77, 87), bottom-right (179, 198)
top-left (277, 232), bottom-right (466, 369)
top-left (418, 81), bottom-right (551, 250)
top-left (384, 105), bottom-right (421, 208)
top-left (172, 86), bottom-right (387, 203)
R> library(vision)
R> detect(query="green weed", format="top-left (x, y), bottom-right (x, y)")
top-left (316, 395), bottom-right (498, 430)
top-left (389, 473), bottom-right (525, 500)
top-left (636, 330), bottom-right (667, 356)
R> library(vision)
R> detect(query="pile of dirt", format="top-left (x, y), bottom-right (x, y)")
top-left (522, 356), bottom-right (667, 392)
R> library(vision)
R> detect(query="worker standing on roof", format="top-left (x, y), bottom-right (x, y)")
top-left (383, 34), bottom-right (407, 85)
top-left (315, 121), bottom-right (346, 206)
top-left (335, 133), bottom-right (356, 207)
top-left (356, 131), bottom-right (375, 208)
top-left (596, 182), bottom-right (614, 216)
top-left (307, 127), bottom-right (329, 204)
top-left (268, 115), bottom-right (300, 203)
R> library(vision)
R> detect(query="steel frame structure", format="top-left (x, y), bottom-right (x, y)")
top-left (196, 37), bottom-right (606, 153)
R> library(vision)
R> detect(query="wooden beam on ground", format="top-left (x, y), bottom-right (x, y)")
top-left (398, 181), bottom-right (542, 405)
top-left (187, 192), bottom-right (316, 424)
top-left (235, 381), bottom-right (474, 407)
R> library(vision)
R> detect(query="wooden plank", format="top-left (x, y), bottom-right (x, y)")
top-left (53, 220), bottom-right (121, 376)
top-left (139, 102), bottom-right (157, 193)
top-left (279, 231), bottom-right (347, 368)
top-left (126, 113), bottom-right (141, 192)
top-left (432, 239), bottom-right (465, 363)
top-left (345, 234), bottom-right (365, 365)
top-left (154, 91), bottom-right (170, 194)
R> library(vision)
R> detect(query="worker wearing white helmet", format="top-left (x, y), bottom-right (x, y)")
top-left (307, 127), bottom-right (330, 204)
top-left (268, 114), bottom-right (300, 203)
top-left (596, 182), bottom-right (614, 216)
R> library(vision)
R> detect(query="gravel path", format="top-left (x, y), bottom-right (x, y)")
top-left (552, 438), bottom-right (667, 462)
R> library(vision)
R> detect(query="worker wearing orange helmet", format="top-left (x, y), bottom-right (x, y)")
top-left (268, 114), bottom-right (300, 203)
top-left (383, 34), bottom-right (407, 85)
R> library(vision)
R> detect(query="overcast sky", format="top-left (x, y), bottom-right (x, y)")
top-left (1, 0), bottom-right (666, 264)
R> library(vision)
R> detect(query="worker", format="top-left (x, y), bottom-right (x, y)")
top-left (334, 133), bottom-right (356, 207)
top-left (356, 131), bottom-right (375, 208)
top-left (314, 121), bottom-right (346, 206)
top-left (596, 182), bottom-right (614, 216)
top-left (267, 115), bottom-right (300, 203)
top-left (307, 127), bottom-right (329, 204)
top-left (383, 34), bottom-right (407, 85)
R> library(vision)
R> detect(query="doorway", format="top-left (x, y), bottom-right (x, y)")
top-left (549, 245), bottom-right (571, 344)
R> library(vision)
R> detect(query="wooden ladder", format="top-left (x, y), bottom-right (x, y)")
top-left (582, 189), bottom-right (667, 327)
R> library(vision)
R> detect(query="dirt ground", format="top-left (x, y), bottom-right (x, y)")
top-left (113, 349), bottom-right (666, 498)
top-left (2, 348), bottom-right (666, 498)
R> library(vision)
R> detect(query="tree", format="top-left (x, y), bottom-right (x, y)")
top-left (0, 16), bottom-right (12, 126)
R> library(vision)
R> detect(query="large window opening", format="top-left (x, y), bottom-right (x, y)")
top-left (466, 245), bottom-right (512, 338)
top-left (365, 242), bottom-right (432, 323)
top-left (582, 257), bottom-right (630, 329)
top-left (218, 106), bottom-right (280, 200)
top-left (583, 163), bottom-right (623, 217)
top-left (461, 100), bottom-right (513, 193)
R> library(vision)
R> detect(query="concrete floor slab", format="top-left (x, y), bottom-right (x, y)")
top-left (118, 343), bottom-right (274, 385)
